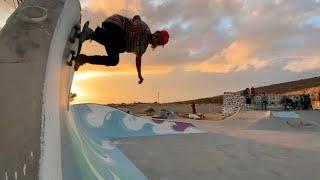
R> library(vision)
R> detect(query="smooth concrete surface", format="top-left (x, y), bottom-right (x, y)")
top-left (0, 0), bottom-right (80, 179)
top-left (40, 0), bottom-right (80, 178)
top-left (116, 110), bottom-right (320, 180)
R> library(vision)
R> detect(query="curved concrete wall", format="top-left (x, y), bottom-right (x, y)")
top-left (40, 0), bottom-right (81, 179)
top-left (0, 0), bottom-right (80, 179)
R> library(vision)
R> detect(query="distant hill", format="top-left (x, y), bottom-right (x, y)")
top-left (172, 76), bottom-right (320, 105)
top-left (172, 95), bottom-right (224, 105)
top-left (252, 76), bottom-right (320, 94)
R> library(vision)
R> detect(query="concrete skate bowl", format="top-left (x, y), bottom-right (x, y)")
top-left (215, 110), bottom-right (271, 131)
top-left (248, 111), bottom-right (320, 131)
top-left (61, 104), bottom-right (204, 179)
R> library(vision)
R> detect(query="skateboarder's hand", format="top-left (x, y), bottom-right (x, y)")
top-left (138, 76), bottom-right (144, 84)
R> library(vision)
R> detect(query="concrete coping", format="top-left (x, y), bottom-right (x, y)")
top-left (19, 6), bottom-right (48, 22)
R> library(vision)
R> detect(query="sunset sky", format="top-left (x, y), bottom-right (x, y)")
top-left (1, 0), bottom-right (320, 104)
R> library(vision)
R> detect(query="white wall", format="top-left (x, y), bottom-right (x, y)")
top-left (40, 0), bottom-right (81, 179)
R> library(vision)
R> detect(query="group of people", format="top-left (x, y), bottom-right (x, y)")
top-left (243, 87), bottom-right (256, 104)
top-left (281, 94), bottom-right (312, 110)
top-left (242, 86), bottom-right (314, 111)
top-left (243, 87), bottom-right (268, 110)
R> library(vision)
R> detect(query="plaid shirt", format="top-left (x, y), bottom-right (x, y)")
top-left (104, 14), bottom-right (151, 56)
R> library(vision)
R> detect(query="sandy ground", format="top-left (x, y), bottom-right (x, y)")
top-left (116, 110), bottom-right (320, 180)
top-left (110, 103), bottom-right (224, 121)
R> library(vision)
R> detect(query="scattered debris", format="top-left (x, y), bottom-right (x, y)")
top-left (154, 109), bottom-right (178, 119)
top-left (145, 107), bottom-right (155, 116)
top-left (188, 114), bottom-right (200, 120)
top-left (30, 151), bottom-right (34, 159)
top-left (286, 121), bottom-right (316, 128)
top-left (23, 164), bottom-right (26, 176)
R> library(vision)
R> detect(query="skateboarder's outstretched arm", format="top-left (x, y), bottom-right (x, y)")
top-left (136, 55), bottom-right (144, 84)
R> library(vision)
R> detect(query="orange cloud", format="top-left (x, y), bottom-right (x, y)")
top-left (82, 0), bottom-right (140, 16)
top-left (185, 41), bottom-right (269, 73)
top-left (284, 58), bottom-right (320, 73)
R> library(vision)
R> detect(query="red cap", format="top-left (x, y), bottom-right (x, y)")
top-left (160, 30), bottom-right (169, 47)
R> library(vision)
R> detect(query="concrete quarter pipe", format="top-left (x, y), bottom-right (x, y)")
top-left (0, 0), bottom-right (80, 179)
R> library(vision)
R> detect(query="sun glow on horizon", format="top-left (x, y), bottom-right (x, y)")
top-left (71, 65), bottom-right (174, 104)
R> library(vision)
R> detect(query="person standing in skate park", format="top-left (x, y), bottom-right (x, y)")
top-left (75, 14), bottom-right (170, 84)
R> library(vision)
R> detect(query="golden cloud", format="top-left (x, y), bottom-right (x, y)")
top-left (284, 58), bottom-right (320, 73)
top-left (82, 0), bottom-right (140, 16)
top-left (185, 41), bottom-right (269, 73)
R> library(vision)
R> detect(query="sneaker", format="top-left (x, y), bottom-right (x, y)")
top-left (80, 21), bottom-right (93, 43)
top-left (74, 54), bottom-right (87, 71)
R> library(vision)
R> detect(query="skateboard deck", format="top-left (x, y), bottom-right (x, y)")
top-left (67, 23), bottom-right (82, 66)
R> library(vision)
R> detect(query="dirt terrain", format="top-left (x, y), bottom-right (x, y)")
top-left (109, 103), bottom-right (224, 120)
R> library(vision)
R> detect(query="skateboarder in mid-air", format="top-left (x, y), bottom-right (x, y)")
top-left (75, 14), bottom-right (170, 84)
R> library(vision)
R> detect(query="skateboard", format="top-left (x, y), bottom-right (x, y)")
top-left (67, 23), bottom-right (82, 66)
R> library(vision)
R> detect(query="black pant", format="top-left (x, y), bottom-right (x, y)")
top-left (261, 102), bottom-right (267, 110)
top-left (84, 22), bottom-right (126, 66)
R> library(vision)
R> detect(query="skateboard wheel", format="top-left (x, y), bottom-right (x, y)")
top-left (69, 28), bottom-right (77, 43)
top-left (74, 24), bottom-right (81, 30)
top-left (66, 61), bottom-right (73, 66)
top-left (70, 38), bottom-right (75, 43)
top-left (76, 32), bottom-right (82, 38)
top-left (71, 50), bottom-right (76, 55)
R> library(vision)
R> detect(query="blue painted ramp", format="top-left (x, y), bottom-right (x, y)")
top-left (61, 104), bottom-right (204, 179)
top-left (272, 111), bottom-right (300, 119)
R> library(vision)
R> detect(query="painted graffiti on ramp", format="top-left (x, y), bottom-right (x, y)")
top-left (61, 104), bottom-right (204, 179)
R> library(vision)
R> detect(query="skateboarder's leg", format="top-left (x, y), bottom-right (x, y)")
top-left (82, 54), bottom-right (119, 66)
top-left (74, 54), bottom-right (119, 70)
top-left (91, 26), bottom-right (110, 45)
top-left (80, 21), bottom-right (94, 43)
top-left (92, 22), bottom-right (125, 50)
top-left (74, 22), bottom-right (124, 70)
top-left (77, 21), bottom-right (116, 45)
top-left (77, 46), bottom-right (120, 67)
